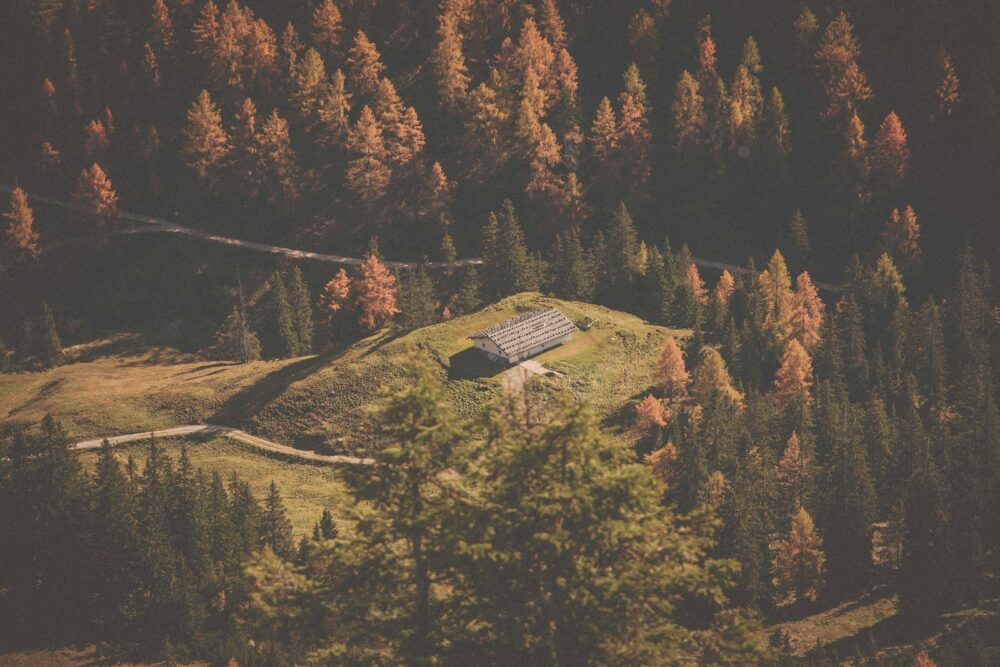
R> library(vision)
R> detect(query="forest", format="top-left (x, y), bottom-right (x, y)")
top-left (0, 0), bottom-right (998, 665)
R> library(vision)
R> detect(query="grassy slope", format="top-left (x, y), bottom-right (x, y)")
top-left (0, 334), bottom-right (300, 439)
top-left (77, 436), bottom-right (349, 537)
top-left (244, 293), bottom-right (687, 453)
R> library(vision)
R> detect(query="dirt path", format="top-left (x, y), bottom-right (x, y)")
top-left (72, 424), bottom-right (375, 465)
top-left (2, 184), bottom-right (842, 291)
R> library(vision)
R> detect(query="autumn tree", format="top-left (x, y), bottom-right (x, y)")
top-left (656, 336), bottom-right (690, 398)
top-left (635, 394), bottom-right (670, 435)
top-left (181, 90), bottom-right (229, 186)
top-left (789, 272), bottom-right (825, 352)
top-left (772, 506), bottom-right (825, 606)
top-left (776, 432), bottom-right (810, 510)
top-left (255, 110), bottom-right (302, 204)
top-left (355, 253), bottom-right (399, 330)
top-left (292, 48), bottom-right (329, 131)
top-left (347, 30), bottom-right (384, 99)
top-left (815, 12), bottom-right (872, 123)
top-left (3, 187), bottom-right (40, 261)
top-left (934, 50), bottom-right (959, 120)
top-left (871, 111), bottom-right (909, 195)
top-left (73, 163), bottom-right (119, 233)
top-left (617, 63), bottom-right (652, 198)
top-left (432, 11), bottom-right (469, 111)
top-left (775, 338), bottom-right (814, 408)
top-left (693, 346), bottom-right (743, 406)
top-left (881, 206), bottom-right (921, 272)
top-left (150, 0), bottom-right (174, 54)
top-left (310, 0), bottom-right (342, 62)
top-left (759, 250), bottom-right (794, 342)
top-left (671, 70), bottom-right (707, 159)
top-left (317, 69), bottom-right (352, 149)
top-left (346, 106), bottom-right (391, 204)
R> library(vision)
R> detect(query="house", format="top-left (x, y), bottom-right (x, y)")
top-left (469, 308), bottom-right (577, 364)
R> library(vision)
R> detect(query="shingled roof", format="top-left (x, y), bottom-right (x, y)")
top-left (470, 308), bottom-right (577, 358)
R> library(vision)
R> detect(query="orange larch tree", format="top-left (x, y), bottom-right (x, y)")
top-left (3, 187), bottom-right (41, 261)
top-left (355, 254), bottom-right (399, 330)
top-left (774, 338), bottom-right (814, 407)
top-left (73, 163), bottom-right (119, 232)
top-left (346, 105), bottom-right (391, 204)
top-left (934, 50), bottom-right (959, 119)
top-left (348, 30), bottom-right (385, 99)
top-left (635, 394), bottom-right (670, 434)
top-left (645, 442), bottom-right (680, 490)
top-left (693, 346), bottom-right (744, 406)
top-left (686, 262), bottom-right (709, 305)
top-left (772, 506), bottom-right (825, 605)
top-left (432, 12), bottom-right (470, 112)
top-left (789, 271), bottom-right (825, 352)
top-left (310, 0), bottom-right (342, 62)
top-left (881, 205), bottom-right (921, 271)
top-left (715, 270), bottom-right (735, 305)
top-left (181, 90), bottom-right (230, 185)
top-left (759, 249), bottom-right (794, 341)
top-left (871, 111), bottom-right (909, 195)
top-left (776, 432), bottom-right (809, 510)
top-left (321, 268), bottom-right (352, 314)
top-left (655, 335), bottom-right (690, 398)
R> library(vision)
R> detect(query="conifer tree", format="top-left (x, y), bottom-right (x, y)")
top-left (759, 250), bottom-right (794, 343)
top-left (3, 187), bottom-right (40, 261)
top-left (549, 226), bottom-right (592, 301)
top-left (150, 0), bottom-right (174, 54)
top-left (256, 110), bottom-right (302, 204)
top-left (871, 111), bottom-right (910, 195)
top-left (775, 338), bottom-right (814, 408)
top-left (292, 48), bottom-right (329, 129)
top-left (261, 480), bottom-right (294, 560)
top-left (693, 346), bottom-right (743, 405)
top-left (73, 163), bottom-right (119, 233)
top-left (181, 90), bottom-right (229, 186)
top-left (788, 209), bottom-right (810, 259)
top-left (346, 105), bottom-right (391, 204)
top-left (776, 432), bottom-right (810, 510)
top-left (881, 206), bottom-right (921, 272)
top-left (815, 12), bottom-right (872, 123)
top-left (317, 69), bottom-right (352, 149)
top-left (934, 50), bottom-right (959, 119)
top-left (481, 200), bottom-right (536, 299)
top-left (432, 12), bottom-right (469, 111)
top-left (37, 302), bottom-right (63, 367)
top-left (635, 394), bottom-right (670, 435)
top-left (899, 458), bottom-right (954, 624)
top-left (355, 253), bottom-right (399, 330)
top-left (617, 63), bottom-right (652, 196)
top-left (289, 266), bottom-right (314, 354)
top-left (760, 87), bottom-right (790, 172)
top-left (656, 336), bottom-right (689, 398)
top-left (270, 270), bottom-right (299, 358)
top-left (772, 506), bottom-right (825, 605)
top-left (280, 22), bottom-right (303, 78)
top-left (602, 202), bottom-right (640, 305)
top-left (789, 272), bottom-right (825, 352)
top-left (453, 267), bottom-right (482, 316)
top-left (215, 278), bottom-right (262, 363)
top-left (310, 0), bottom-right (342, 62)
top-left (671, 70), bottom-right (707, 157)
top-left (399, 264), bottom-right (437, 329)
top-left (347, 30), bottom-right (385, 99)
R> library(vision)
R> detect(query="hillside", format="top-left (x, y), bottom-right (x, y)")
top-left (0, 294), bottom-right (686, 454)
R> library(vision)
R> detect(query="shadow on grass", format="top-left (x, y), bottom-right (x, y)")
top-left (447, 346), bottom-right (506, 381)
top-left (211, 354), bottom-right (332, 427)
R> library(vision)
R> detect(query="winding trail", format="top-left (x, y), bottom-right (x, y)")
top-left (2, 184), bottom-right (842, 291)
top-left (71, 424), bottom-right (375, 466)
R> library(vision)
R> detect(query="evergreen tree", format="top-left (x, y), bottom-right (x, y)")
top-left (214, 278), bottom-right (262, 363)
top-left (548, 226), bottom-right (592, 301)
top-left (181, 90), bottom-right (229, 186)
top-left (270, 270), bottom-right (299, 358)
top-left (261, 480), bottom-right (294, 561)
top-left (899, 458), bottom-right (954, 625)
top-left (481, 200), bottom-right (536, 299)
top-left (871, 111), bottom-right (910, 196)
top-left (288, 266), bottom-right (314, 354)
top-left (3, 186), bottom-right (40, 261)
top-left (37, 302), bottom-right (63, 367)
top-left (399, 264), bottom-right (437, 329)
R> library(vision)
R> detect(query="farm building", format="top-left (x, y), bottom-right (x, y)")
top-left (470, 308), bottom-right (577, 364)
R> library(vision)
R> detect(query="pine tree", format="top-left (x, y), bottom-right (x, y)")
top-left (256, 110), bottom-right (302, 204)
top-left (602, 202), bottom-right (640, 306)
top-left (788, 209), bottom-right (810, 259)
top-left (899, 458), bottom-right (954, 625)
top-left (73, 163), bottom-right (119, 233)
top-left (310, 0), bottom-right (342, 62)
top-left (36, 302), bottom-right (63, 367)
top-left (693, 346), bottom-right (743, 406)
top-left (270, 270), bottom-right (299, 358)
top-left (317, 69), bottom-right (352, 149)
top-left (150, 0), bottom-right (174, 53)
top-left (214, 278), bottom-right (261, 363)
top-left (881, 206), bottom-right (921, 272)
top-left (760, 86), bottom-right (790, 173)
top-left (346, 106), bottom-right (391, 204)
top-left (671, 70), bottom-right (707, 157)
top-left (934, 50), bottom-right (959, 120)
top-left (3, 187), bottom-right (40, 261)
top-left (776, 432), bottom-right (810, 510)
top-left (549, 226), bottom-right (592, 301)
top-left (815, 12), bottom-right (872, 123)
top-left (656, 336), bottom-right (689, 398)
top-left (617, 63), bottom-right (651, 197)
top-left (759, 250), bottom-right (794, 343)
top-left (355, 253), bottom-right (399, 330)
top-left (433, 12), bottom-right (469, 111)
top-left (261, 480), bottom-right (294, 560)
top-left (635, 394), bottom-right (670, 436)
top-left (289, 266), bottom-right (314, 354)
top-left (347, 30), bottom-right (385, 99)
top-left (280, 21), bottom-right (304, 78)
top-left (772, 506), bottom-right (825, 606)
top-left (292, 48), bottom-right (329, 130)
top-left (775, 338), bottom-right (814, 408)
top-left (871, 111), bottom-right (909, 195)
top-left (181, 90), bottom-right (229, 186)
top-left (789, 272), bottom-right (825, 352)
top-left (399, 265), bottom-right (437, 329)
top-left (481, 201), bottom-right (536, 299)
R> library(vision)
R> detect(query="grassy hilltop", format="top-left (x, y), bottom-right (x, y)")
top-left (0, 293), bottom-right (687, 454)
